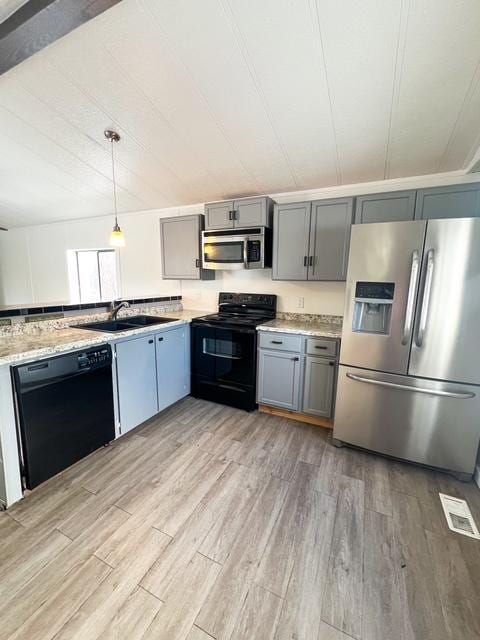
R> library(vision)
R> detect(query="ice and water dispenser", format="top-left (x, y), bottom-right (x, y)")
top-left (352, 282), bottom-right (395, 335)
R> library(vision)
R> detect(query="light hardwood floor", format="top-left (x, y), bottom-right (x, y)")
top-left (1, 396), bottom-right (480, 640)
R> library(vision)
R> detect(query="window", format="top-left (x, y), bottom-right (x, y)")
top-left (67, 249), bottom-right (119, 303)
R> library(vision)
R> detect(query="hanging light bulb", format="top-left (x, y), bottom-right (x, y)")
top-left (105, 129), bottom-right (125, 247)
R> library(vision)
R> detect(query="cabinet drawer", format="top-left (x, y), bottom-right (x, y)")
top-left (306, 338), bottom-right (337, 357)
top-left (259, 332), bottom-right (302, 353)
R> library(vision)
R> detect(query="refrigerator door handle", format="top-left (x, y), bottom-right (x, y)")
top-left (415, 248), bottom-right (434, 347)
top-left (401, 250), bottom-right (420, 345)
top-left (346, 372), bottom-right (475, 399)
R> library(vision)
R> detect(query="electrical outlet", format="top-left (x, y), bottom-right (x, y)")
top-left (297, 297), bottom-right (304, 309)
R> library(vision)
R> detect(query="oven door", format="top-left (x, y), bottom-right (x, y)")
top-left (202, 236), bottom-right (248, 270)
top-left (192, 323), bottom-right (256, 387)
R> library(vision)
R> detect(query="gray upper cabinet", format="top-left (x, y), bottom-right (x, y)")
top-left (414, 183), bottom-right (480, 220)
top-left (302, 356), bottom-right (335, 418)
top-left (273, 198), bottom-right (353, 281)
top-left (204, 196), bottom-right (273, 230)
top-left (115, 334), bottom-right (158, 434)
top-left (272, 202), bottom-right (311, 280)
top-left (257, 349), bottom-right (301, 411)
top-left (160, 214), bottom-right (214, 280)
top-left (234, 197), bottom-right (272, 228)
top-left (354, 190), bottom-right (416, 224)
top-left (309, 197), bottom-right (354, 281)
top-left (204, 201), bottom-right (234, 230)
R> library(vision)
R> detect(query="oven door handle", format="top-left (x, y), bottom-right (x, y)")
top-left (192, 322), bottom-right (256, 334)
top-left (243, 238), bottom-right (248, 269)
top-left (202, 350), bottom-right (243, 360)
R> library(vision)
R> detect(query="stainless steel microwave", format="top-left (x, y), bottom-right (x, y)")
top-left (201, 227), bottom-right (271, 270)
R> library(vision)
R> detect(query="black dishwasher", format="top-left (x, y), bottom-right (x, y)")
top-left (12, 344), bottom-right (115, 490)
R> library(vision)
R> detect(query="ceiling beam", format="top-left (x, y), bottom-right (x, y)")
top-left (0, 0), bottom-right (123, 76)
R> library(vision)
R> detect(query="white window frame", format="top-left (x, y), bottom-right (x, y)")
top-left (67, 248), bottom-right (121, 304)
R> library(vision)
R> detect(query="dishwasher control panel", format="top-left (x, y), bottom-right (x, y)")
top-left (80, 347), bottom-right (111, 370)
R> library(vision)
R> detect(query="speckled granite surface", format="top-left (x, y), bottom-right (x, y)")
top-left (259, 313), bottom-right (343, 339)
top-left (0, 309), bottom-right (209, 366)
top-left (0, 302), bottom-right (183, 336)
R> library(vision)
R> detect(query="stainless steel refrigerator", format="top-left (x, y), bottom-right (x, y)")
top-left (334, 217), bottom-right (480, 479)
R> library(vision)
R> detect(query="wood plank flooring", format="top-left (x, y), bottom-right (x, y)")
top-left (1, 396), bottom-right (480, 640)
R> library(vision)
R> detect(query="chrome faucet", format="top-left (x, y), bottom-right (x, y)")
top-left (109, 300), bottom-right (130, 320)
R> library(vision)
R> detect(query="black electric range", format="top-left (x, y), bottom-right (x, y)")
top-left (191, 292), bottom-right (277, 410)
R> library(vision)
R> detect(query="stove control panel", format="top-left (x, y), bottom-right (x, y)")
top-left (218, 292), bottom-right (277, 309)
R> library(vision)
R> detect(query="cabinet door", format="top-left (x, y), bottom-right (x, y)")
top-left (156, 326), bottom-right (189, 412)
top-left (161, 215), bottom-right (202, 280)
top-left (204, 201), bottom-right (234, 230)
top-left (355, 190), bottom-right (416, 224)
top-left (272, 202), bottom-right (310, 280)
top-left (233, 197), bottom-right (270, 228)
top-left (302, 356), bottom-right (335, 418)
top-left (116, 336), bottom-right (158, 434)
top-left (414, 183), bottom-right (480, 220)
top-left (309, 197), bottom-right (354, 281)
top-left (257, 349), bottom-right (301, 411)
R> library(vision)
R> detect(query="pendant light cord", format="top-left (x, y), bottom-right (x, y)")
top-left (110, 138), bottom-right (118, 225)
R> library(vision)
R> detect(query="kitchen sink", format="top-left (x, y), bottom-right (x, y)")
top-left (72, 315), bottom-right (179, 333)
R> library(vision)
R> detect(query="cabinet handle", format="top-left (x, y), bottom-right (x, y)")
top-left (148, 339), bottom-right (154, 344)
top-left (234, 210), bottom-right (238, 220)
top-left (195, 258), bottom-right (200, 268)
top-left (228, 210), bottom-right (236, 221)
top-left (315, 345), bottom-right (328, 350)
top-left (309, 256), bottom-right (314, 267)
top-left (158, 337), bottom-right (163, 342)
top-left (271, 340), bottom-right (283, 344)
top-left (292, 357), bottom-right (299, 361)
top-left (328, 362), bottom-right (335, 366)
top-left (303, 256), bottom-right (308, 267)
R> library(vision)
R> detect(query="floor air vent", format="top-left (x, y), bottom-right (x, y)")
top-left (439, 493), bottom-right (480, 539)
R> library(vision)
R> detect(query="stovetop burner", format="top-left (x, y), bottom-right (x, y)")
top-left (194, 292), bottom-right (277, 329)
top-left (198, 313), bottom-right (270, 327)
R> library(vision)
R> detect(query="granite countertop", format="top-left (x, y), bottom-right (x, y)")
top-left (258, 317), bottom-right (343, 339)
top-left (0, 309), bottom-right (210, 366)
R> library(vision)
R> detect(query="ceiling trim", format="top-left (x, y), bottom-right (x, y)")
top-left (0, 0), bottom-right (124, 75)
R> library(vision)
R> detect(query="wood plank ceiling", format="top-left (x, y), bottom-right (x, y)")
top-left (1, 0), bottom-right (480, 228)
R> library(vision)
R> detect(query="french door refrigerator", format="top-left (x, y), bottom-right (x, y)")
top-left (334, 217), bottom-right (480, 478)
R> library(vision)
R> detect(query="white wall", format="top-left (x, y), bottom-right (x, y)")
top-left (2, 169), bottom-right (480, 313)
top-left (0, 210), bottom-right (182, 306)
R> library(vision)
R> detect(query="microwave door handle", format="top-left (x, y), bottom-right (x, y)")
top-left (415, 249), bottom-right (434, 348)
top-left (243, 239), bottom-right (248, 269)
top-left (401, 250), bottom-right (420, 345)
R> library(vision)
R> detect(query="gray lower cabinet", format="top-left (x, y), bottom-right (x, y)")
top-left (115, 334), bottom-right (158, 434)
top-left (204, 196), bottom-right (273, 230)
top-left (273, 198), bottom-right (353, 281)
top-left (160, 214), bottom-right (214, 280)
top-left (156, 325), bottom-right (190, 412)
top-left (414, 183), bottom-right (480, 220)
top-left (257, 331), bottom-right (339, 418)
top-left (257, 349), bottom-right (301, 411)
top-left (354, 190), bottom-right (416, 224)
top-left (302, 356), bottom-right (335, 418)
top-left (115, 325), bottom-right (190, 434)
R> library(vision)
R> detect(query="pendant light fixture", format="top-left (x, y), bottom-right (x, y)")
top-left (105, 129), bottom-right (125, 247)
